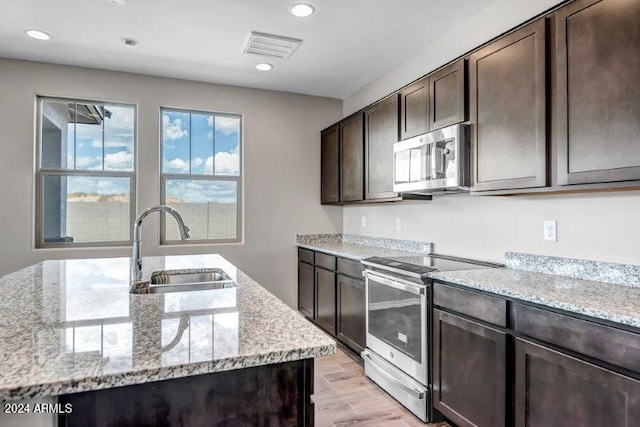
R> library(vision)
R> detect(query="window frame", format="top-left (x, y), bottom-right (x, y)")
top-left (159, 107), bottom-right (243, 245)
top-left (35, 96), bottom-right (137, 249)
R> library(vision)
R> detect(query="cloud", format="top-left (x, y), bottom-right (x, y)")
top-left (104, 151), bottom-right (134, 170)
top-left (92, 138), bottom-right (133, 149)
top-left (66, 175), bottom-right (130, 195)
top-left (163, 157), bottom-right (190, 173)
top-left (165, 179), bottom-right (237, 203)
top-left (75, 155), bottom-right (101, 169)
top-left (214, 116), bottom-right (240, 136)
top-left (211, 151), bottom-right (240, 175)
top-left (163, 114), bottom-right (189, 141)
top-left (192, 157), bottom-right (204, 170)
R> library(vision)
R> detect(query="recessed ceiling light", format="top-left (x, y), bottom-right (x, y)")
top-left (107, 0), bottom-right (128, 5)
top-left (256, 63), bottom-right (273, 71)
top-left (290, 3), bottom-right (315, 17)
top-left (123, 38), bottom-right (138, 48)
top-left (25, 30), bottom-right (51, 41)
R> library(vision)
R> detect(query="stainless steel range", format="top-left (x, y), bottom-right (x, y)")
top-left (361, 254), bottom-right (502, 422)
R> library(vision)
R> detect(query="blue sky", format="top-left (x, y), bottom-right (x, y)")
top-left (162, 110), bottom-right (241, 203)
top-left (64, 104), bottom-right (135, 172)
top-left (162, 110), bottom-right (240, 177)
top-left (44, 102), bottom-right (240, 203)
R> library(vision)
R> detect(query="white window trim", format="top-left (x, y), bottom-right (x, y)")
top-left (159, 107), bottom-right (243, 245)
top-left (35, 96), bottom-right (137, 249)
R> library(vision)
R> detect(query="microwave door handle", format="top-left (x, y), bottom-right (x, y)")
top-left (428, 142), bottom-right (434, 180)
top-left (363, 271), bottom-right (425, 295)
top-left (362, 351), bottom-right (425, 399)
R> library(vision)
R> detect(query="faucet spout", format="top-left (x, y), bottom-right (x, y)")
top-left (131, 205), bottom-right (190, 282)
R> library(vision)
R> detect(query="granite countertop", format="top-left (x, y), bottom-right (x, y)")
top-left (429, 268), bottom-right (640, 329)
top-left (0, 255), bottom-right (335, 401)
top-left (297, 241), bottom-right (427, 260)
top-left (296, 233), bottom-right (432, 260)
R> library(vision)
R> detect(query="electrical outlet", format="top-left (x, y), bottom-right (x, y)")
top-left (396, 218), bottom-right (402, 232)
top-left (543, 220), bottom-right (557, 242)
top-left (361, 216), bottom-right (366, 228)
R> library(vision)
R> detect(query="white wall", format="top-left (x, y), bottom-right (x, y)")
top-left (344, 0), bottom-right (564, 115)
top-left (0, 58), bottom-right (343, 308)
top-left (342, 0), bottom-right (640, 266)
top-left (343, 192), bottom-right (640, 265)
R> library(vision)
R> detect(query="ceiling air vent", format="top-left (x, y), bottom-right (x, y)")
top-left (242, 32), bottom-right (302, 60)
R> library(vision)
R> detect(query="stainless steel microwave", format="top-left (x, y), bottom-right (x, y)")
top-left (393, 124), bottom-right (469, 194)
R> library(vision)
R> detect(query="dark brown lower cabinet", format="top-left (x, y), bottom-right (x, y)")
top-left (315, 267), bottom-right (336, 334)
top-left (60, 359), bottom-right (315, 426)
top-left (337, 274), bottom-right (365, 354)
top-left (515, 338), bottom-right (640, 427)
top-left (298, 261), bottom-right (315, 319)
top-left (433, 309), bottom-right (507, 427)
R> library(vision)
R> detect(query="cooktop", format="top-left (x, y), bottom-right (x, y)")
top-left (361, 254), bottom-right (503, 279)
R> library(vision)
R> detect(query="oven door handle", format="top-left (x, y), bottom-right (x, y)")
top-left (363, 271), bottom-right (425, 295)
top-left (362, 351), bottom-right (425, 399)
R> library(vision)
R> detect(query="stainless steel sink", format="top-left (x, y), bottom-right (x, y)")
top-left (131, 268), bottom-right (237, 294)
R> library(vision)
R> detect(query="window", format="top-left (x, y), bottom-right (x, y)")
top-left (161, 108), bottom-right (242, 244)
top-left (36, 97), bottom-right (136, 247)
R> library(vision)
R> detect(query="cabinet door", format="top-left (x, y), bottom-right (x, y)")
top-left (430, 59), bottom-right (467, 131)
top-left (336, 274), bottom-right (365, 354)
top-left (515, 338), bottom-right (640, 427)
top-left (321, 125), bottom-right (340, 203)
top-left (364, 95), bottom-right (399, 200)
top-left (340, 114), bottom-right (364, 202)
top-left (298, 261), bottom-right (315, 319)
top-left (315, 267), bottom-right (336, 334)
top-left (555, 0), bottom-right (640, 185)
top-left (399, 76), bottom-right (430, 140)
top-left (433, 309), bottom-right (507, 427)
top-left (470, 18), bottom-right (547, 192)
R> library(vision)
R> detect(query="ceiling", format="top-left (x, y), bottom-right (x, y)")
top-left (0, 0), bottom-right (494, 99)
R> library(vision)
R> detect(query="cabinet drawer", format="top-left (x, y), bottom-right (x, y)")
top-left (514, 304), bottom-right (640, 373)
top-left (315, 252), bottom-right (336, 271)
top-left (298, 248), bottom-right (314, 264)
top-left (434, 282), bottom-right (507, 327)
top-left (337, 258), bottom-right (364, 279)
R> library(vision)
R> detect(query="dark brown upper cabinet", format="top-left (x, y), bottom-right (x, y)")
top-left (430, 59), bottom-right (467, 131)
top-left (399, 76), bottom-right (430, 140)
top-left (470, 18), bottom-right (547, 192)
top-left (340, 113), bottom-right (365, 202)
top-left (320, 125), bottom-right (340, 204)
top-left (555, 0), bottom-right (640, 186)
top-left (364, 94), bottom-right (400, 200)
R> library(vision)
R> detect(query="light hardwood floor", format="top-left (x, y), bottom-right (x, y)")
top-left (313, 346), bottom-right (450, 427)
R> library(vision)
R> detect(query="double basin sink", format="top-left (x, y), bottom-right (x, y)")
top-left (131, 268), bottom-right (237, 294)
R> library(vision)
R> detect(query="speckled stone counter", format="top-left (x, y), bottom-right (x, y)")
top-left (296, 233), bottom-right (432, 260)
top-left (429, 268), bottom-right (640, 329)
top-left (0, 255), bottom-right (336, 401)
top-left (505, 252), bottom-right (640, 288)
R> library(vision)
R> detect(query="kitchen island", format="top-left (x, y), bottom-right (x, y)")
top-left (0, 254), bottom-right (335, 426)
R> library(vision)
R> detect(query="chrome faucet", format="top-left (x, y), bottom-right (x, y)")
top-left (131, 205), bottom-right (190, 282)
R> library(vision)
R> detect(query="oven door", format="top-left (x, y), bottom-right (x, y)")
top-left (364, 270), bottom-right (427, 384)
